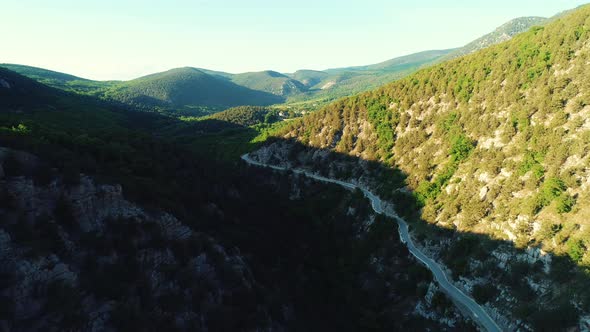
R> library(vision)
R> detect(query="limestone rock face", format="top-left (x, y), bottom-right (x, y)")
top-left (66, 176), bottom-right (143, 232)
top-left (2, 174), bottom-right (144, 230)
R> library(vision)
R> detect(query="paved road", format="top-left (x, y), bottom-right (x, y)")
top-left (241, 153), bottom-right (503, 332)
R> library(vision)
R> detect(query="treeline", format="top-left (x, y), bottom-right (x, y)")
top-left (206, 106), bottom-right (281, 127)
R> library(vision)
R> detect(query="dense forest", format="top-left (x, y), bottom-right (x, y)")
top-left (254, 4), bottom-right (590, 330)
top-left (0, 67), bottom-right (470, 330)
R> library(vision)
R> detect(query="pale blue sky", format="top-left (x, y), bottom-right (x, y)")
top-left (1, 0), bottom-right (587, 80)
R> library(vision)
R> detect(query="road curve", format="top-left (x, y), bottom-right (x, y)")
top-left (241, 153), bottom-right (503, 332)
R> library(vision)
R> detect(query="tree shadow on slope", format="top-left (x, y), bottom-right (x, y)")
top-left (248, 138), bottom-right (590, 331)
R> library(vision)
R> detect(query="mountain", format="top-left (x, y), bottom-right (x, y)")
top-left (0, 67), bottom-right (470, 331)
top-left (442, 16), bottom-right (547, 60)
top-left (0, 67), bottom-right (60, 108)
top-left (0, 63), bottom-right (117, 93)
top-left (0, 14), bottom-right (552, 114)
top-left (251, 4), bottom-right (590, 330)
top-left (0, 64), bottom-right (89, 83)
top-left (289, 70), bottom-right (329, 87)
top-left (231, 70), bottom-right (307, 96)
top-left (287, 50), bottom-right (455, 103)
top-left (331, 49), bottom-right (455, 73)
top-left (103, 67), bottom-right (284, 112)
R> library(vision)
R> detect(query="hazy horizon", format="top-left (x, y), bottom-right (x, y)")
top-left (3, 0), bottom-right (587, 80)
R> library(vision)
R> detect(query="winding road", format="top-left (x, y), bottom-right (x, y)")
top-left (241, 153), bottom-right (503, 332)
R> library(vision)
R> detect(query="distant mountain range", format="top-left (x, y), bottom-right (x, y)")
top-left (1, 15), bottom-right (547, 115)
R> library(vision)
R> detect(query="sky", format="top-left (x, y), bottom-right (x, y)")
top-left (2, 0), bottom-right (588, 80)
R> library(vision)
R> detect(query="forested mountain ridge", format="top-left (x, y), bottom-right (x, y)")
top-left (252, 4), bottom-right (590, 330)
top-left (103, 67), bottom-right (284, 112)
top-left (232, 70), bottom-right (307, 96)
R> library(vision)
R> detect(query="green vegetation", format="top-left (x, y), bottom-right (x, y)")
top-left (102, 67), bottom-right (283, 114)
top-left (198, 106), bottom-right (285, 127)
top-left (568, 239), bottom-right (586, 263)
top-left (0, 66), bottom-right (458, 331)
top-left (232, 70), bottom-right (306, 96)
top-left (472, 284), bottom-right (498, 304)
top-left (2, 14), bottom-right (547, 118)
top-left (265, 5), bottom-right (590, 328)
top-left (0, 63), bottom-right (118, 94)
top-left (278, 2), bottom-right (590, 238)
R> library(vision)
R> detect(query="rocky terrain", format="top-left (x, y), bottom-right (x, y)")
top-left (0, 147), bottom-right (280, 331)
top-left (250, 139), bottom-right (590, 331)
top-left (0, 146), bottom-right (470, 331)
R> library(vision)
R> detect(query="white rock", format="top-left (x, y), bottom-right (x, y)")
top-left (479, 186), bottom-right (489, 201)
top-left (478, 172), bottom-right (491, 183)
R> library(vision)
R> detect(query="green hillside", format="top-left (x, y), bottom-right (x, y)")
top-left (289, 70), bottom-right (329, 87)
top-left (333, 49), bottom-right (454, 72)
top-left (205, 106), bottom-right (282, 126)
top-left (256, 4), bottom-right (590, 329)
top-left (0, 66), bottom-right (287, 114)
top-left (0, 63), bottom-right (117, 93)
top-left (104, 67), bottom-right (283, 113)
top-left (232, 70), bottom-right (307, 96)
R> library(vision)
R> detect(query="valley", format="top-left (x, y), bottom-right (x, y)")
top-left (2, 2), bottom-right (590, 331)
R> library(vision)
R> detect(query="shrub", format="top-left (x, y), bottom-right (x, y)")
top-left (472, 284), bottom-right (498, 304)
top-left (555, 194), bottom-right (575, 214)
top-left (567, 239), bottom-right (585, 263)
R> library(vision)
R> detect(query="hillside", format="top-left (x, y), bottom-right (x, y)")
top-left (0, 68), bottom-right (469, 331)
top-left (0, 63), bottom-right (116, 94)
top-left (205, 106), bottom-right (283, 126)
top-left (0, 64), bottom-right (89, 83)
top-left (232, 70), bottom-right (307, 96)
top-left (334, 49), bottom-right (454, 72)
top-left (289, 70), bottom-right (329, 87)
top-left (252, 4), bottom-right (590, 330)
top-left (103, 67), bottom-right (283, 112)
top-left (0, 67), bottom-right (60, 108)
